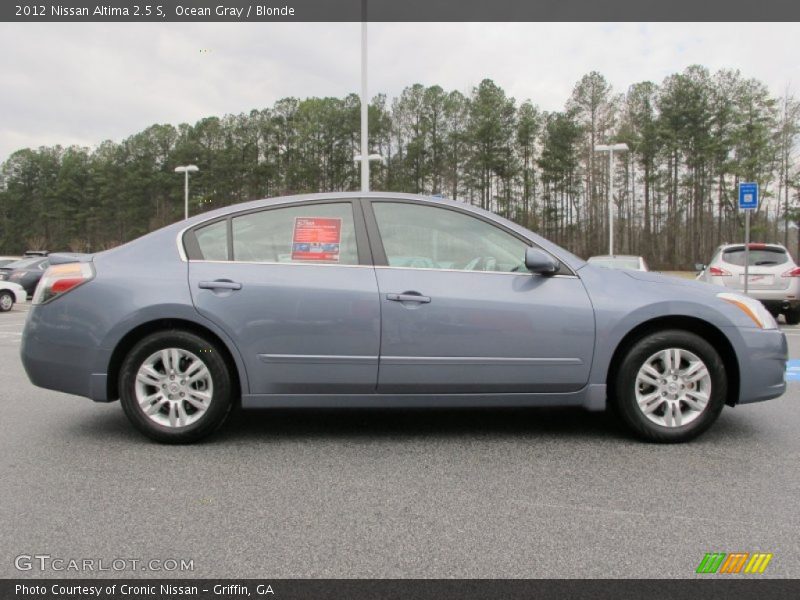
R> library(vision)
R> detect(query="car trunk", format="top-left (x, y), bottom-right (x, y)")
top-left (719, 246), bottom-right (792, 291)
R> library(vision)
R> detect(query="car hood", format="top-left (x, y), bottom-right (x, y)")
top-left (621, 269), bottom-right (722, 295)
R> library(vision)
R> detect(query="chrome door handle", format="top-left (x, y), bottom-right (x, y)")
top-left (199, 280), bottom-right (242, 291)
top-left (386, 293), bottom-right (431, 304)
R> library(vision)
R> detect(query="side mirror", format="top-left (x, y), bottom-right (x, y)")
top-left (525, 247), bottom-right (559, 275)
top-left (694, 263), bottom-right (706, 272)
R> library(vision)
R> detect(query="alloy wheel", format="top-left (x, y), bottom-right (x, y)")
top-left (134, 348), bottom-right (214, 428)
top-left (634, 348), bottom-right (712, 428)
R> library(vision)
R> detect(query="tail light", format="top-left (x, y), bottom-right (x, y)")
top-left (708, 266), bottom-right (730, 276)
top-left (782, 267), bottom-right (800, 278)
top-left (32, 262), bottom-right (95, 305)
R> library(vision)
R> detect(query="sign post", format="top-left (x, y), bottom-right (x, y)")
top-left (738, 182), bottom-right (759, 295)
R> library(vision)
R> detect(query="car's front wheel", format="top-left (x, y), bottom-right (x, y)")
top-left (0, 291), bottom-right (14, 312)
top-left (119, 330), bottom-right (234, 443)
top-left (613, 330), bottom-right (727, 443)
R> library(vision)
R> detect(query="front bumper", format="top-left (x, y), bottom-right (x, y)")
top-left (733, 327), bottom-right (788, 404)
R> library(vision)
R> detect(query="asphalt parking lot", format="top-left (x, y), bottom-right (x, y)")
top-left (1, 301), bottom-right (799, 579)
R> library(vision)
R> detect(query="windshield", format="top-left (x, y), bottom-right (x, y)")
top-left (588, 257), bottom-right (641, 271)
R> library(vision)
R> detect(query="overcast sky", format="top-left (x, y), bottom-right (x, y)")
top-left (1, 22), bottom-right (799, 163)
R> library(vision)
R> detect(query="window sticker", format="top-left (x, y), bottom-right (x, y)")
top-left (291, 217), bottom-right (342, 262)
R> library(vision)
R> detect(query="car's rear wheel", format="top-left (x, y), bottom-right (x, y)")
top-left (119, 330), bottom-right (233, 443)
top-left (784, 306), bottom-right (800, 325)
top-left (0, 291), bottom-right (14, 312)
top-left (613, 330), bottom-right (726, 443)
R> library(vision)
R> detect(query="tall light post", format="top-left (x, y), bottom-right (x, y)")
top-left (174, 165), bottom-right (199, 220)
top-left (359, 7), bottom-right (369, 192)
top-left (357, 2), bottom-right (383, 192)
top-left (594, 143), bottom-right (629, 255)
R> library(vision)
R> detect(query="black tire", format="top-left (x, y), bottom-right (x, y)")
top-left (784, 306), bottom-right (800, 325)
top-left (0, 291), bottom-right (14, 312)
top-left (612, 329), bottom-right (727, 443)
top-left (119, 330), bottom-right (234, 443)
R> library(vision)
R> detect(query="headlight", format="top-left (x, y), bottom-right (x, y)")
top-left (717, 292), bottom-right (778, 329)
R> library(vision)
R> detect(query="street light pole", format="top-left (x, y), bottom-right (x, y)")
top-left (174, 165), bottom-right (199, 220)
top-left (360, 14), bottom-right (369, 192)
top-left (594, 143), bottom-right (629, 255)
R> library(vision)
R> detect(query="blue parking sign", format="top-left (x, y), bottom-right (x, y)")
top-left (739, 182), bottom-right (758, 210)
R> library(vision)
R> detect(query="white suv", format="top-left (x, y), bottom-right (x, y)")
top-left (697, 243), bottom-right (800, 324)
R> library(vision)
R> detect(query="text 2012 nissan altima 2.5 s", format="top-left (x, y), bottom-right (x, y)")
top-left (21, 193), bottom-right (787, 443)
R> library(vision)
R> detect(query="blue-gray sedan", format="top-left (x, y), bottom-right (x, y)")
top-left (21, 193), bottom-right (787, 443)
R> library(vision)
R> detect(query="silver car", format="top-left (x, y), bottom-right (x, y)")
top-left (587, 255), bottom-right (649, 272)
top-left (697, 243), bottom-right (800, 324)
top-left (20, 193), bottom-right (787, 444)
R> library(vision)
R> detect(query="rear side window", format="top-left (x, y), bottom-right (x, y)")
top-left (195, 220), bottom-right (228, 261)
top-left (722, 247), bottom-right (789, 267)
top-left (231, 202), bottom-right (359, 265)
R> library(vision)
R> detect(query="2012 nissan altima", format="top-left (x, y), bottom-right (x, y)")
top-left (20, 193), bottom-right (787, 443)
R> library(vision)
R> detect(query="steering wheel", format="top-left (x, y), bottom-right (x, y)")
top-left (463, 256), bottom-right (497, 272)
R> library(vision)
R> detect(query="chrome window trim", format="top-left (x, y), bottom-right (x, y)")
top-left (185, 258), bottom-right (374, 269)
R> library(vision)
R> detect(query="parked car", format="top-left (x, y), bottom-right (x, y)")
top-left (0, 282), bottom-right (26, 312)
top-left (21, 193), bottom-right (786, 444)
top-left (696, 242), bottom-right (800, 324)
top-left (0, 257), bottom-right (50, 297)
top-left (587, 255), bottom-right (649, 272)
top-left (0, 256), bottom-right (22, 268)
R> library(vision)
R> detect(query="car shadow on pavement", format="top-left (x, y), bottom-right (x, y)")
top-left (213, 406), bottom-right (627, 444)
top-left (64, 403), bottom-right (765, 446)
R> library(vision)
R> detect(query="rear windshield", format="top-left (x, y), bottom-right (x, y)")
top-left (721, 247), bottom-right (788, 267)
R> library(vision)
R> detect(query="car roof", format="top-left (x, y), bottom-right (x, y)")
top-left (588, 255), bottom-right (642, 260)
top-left (719, 242), bottom-right (786, 250)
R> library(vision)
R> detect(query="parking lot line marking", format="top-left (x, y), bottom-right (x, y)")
top-left (786, 360), bottom-right (800, 381)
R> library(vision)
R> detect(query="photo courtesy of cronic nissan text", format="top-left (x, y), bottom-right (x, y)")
top-left (1, 1), bottom-right (799, 599)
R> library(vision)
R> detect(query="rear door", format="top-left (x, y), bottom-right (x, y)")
top-left (364, 199), bottom-right (595, 394)
top-left (185, 199), bottom-right (380, 394)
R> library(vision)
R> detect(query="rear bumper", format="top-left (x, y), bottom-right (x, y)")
top-left (707, 276), bottom-right (799, 304)
top-left (20, 305), bottom-right (111, 401)
top-left (734, 328), bottom-right (788, 404)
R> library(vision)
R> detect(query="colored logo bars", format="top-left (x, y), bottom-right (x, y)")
top-left (696, 552), bottom-right (773, 574)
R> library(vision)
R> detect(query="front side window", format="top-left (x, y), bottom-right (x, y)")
top-left (231, 202), bottom-right (359, 265)
top-left (372, 202), bottom-right (528, 273)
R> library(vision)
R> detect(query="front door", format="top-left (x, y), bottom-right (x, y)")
top-left (366, 200), bottom-right (595, 394)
